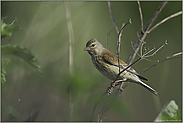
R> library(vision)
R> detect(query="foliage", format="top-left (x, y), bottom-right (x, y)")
top-left (1, 100), bottom-right (21, 118)
top-left (155, 100), bottom-right (182, 122)
top-left (1, 67), bottom-right (7, 84)
top-left (5, 105), bottom-right (21, 118)
top-left (1, 58), bottom-right (11, 84)
top-left (1, 18), bottom-right (42, 120)
top-left (1, 18), bottom-right (19, 38)
top-left (1, 18), bottom-right (42, 84)
top-left (1, 44), bottom-right (42, 76)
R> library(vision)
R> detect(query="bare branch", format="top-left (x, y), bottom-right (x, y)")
top-left (127, 1), bottom-right (168, 65)
top-left (137, 1), bottom-right (144, 32)
top-left (91, 92), bottom-right (106, 121)
top-left (147, 11), bottom-right (182, 33)
top-left (140, 41), bottom-right (146, 56)
top-left (143, 40), bottom-right (168, 58)
top-left (108, 1), bottom-right (119, 34)
top-left (116, 40), bottom-right (168, 95)
top-left (106, 25), bottom-right (114, 49)
top-left (140, 52), bottom-right (182, 74)
top-left (117, 23), bottom-right (124, 74)
top-left (9, 17), bottom-right (18, 26)
top-left (144, 1), bottom-right (168, 32)
top-left (116, 23), bottom-right (124, 56)
top-left (109, 40), bottom-right (167, 93)
top-left (116, 19), bottom-right (132, 55)
top-left (106, 19), bottom-right (124, 49)
top-left (97, 105), bottom-right (109, 122)
top-left (117, 19), bottom-right (132, 41)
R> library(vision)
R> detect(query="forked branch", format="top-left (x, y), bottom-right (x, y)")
top-left (147, 11), bottom-right (182, 33)
top-left (140, 52), bottom-right (182, 74)
top-left (127, 1), bottom-right (168, 65)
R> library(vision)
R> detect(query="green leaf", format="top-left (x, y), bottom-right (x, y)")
top-left (1, 68), bottom-right (7, 84)
top-left (1, 19), bottom-right (20, 38)
top-left (1, 44), bottom-right (42, 76)
top-left (1, 58), bottom-right (11, 84)
top-left (155, 100), bottom-right (182, 122)
top-left (6, 105), bottom-right (21, 118)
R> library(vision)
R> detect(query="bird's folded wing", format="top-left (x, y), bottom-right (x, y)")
top-left (102, 52), bottom-right (148, 81)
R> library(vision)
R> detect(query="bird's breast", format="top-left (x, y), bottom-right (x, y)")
top-left (91, 55), bottom-right (124, 80)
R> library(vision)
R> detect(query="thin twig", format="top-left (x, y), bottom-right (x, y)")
top-left (140, 52), bottom-right (182, 74)
top-left (116, 21), bottom-right (131, 73)
top-left (9, 17), bottom-right (18, 26)
top-left (106, 19), bottom-right (124, 49)
top-left (137, 1), bottom-right (144, 32)
top-left (97, 104), bottom-right (109, 122)
top-left (97, 91), bottom-right (120, 122)
top-left (118, 40), bottom-right (168, 92)
top-left (147, 11), bottom-right (182, 33)
top-left (91, 92), bottom-right (106, 121)
top-left (127, 1), bottom-right (168, 65)
top-left (140, 41), bottom-right (146, 56)
top-left (117, 23), bottom-right (124, 74)
top-left (108, 1), bottom-right (119, 34)
top-left (117, 19), bottom-right (132, 41)
top-left (131, 41), bottom-right (160, 62)
top-left (116, 23), bottom-right (125, 55)
top-left (111, 39), bottom-right (167, 87)
top-left (106, 25), bottom-right (114, 49)
top-left (143, 40), bottom-right (168, 58)
top-left (144, 1), bottom-right (168, 32)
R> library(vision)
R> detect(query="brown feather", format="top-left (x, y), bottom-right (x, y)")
top-left (102, 49), bottom-right (148, 81)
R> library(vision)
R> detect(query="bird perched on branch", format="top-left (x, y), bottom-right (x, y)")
top-left (84, 38), bottom-right (158, 96)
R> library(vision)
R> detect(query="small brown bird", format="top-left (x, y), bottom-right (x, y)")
top-left (84, 38), bottom-right (158, 96)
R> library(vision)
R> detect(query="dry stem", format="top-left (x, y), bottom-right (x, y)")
top-left (140, 52), bottom-right (182, 74)
top-left (65, 1), bottom-right (74, 121)
top-left (127, 1), bottom-right (168, 65)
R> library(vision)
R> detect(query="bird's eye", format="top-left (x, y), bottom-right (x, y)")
top-left (91, 44), bottom-right (96, 47)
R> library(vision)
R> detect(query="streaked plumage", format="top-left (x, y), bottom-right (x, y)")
top-left (84, 38), bottom-right (158, 96)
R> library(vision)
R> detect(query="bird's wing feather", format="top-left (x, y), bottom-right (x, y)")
top-left (102, 49), bottom-right (148, 81)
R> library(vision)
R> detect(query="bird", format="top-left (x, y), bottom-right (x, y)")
top-left (84, 38), bottom-right (158, 96)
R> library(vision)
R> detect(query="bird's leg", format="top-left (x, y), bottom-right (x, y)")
top-left (114, 80), bottom-right (124, 86)
top-left (106, 86), bottom-right (113, 95)
top-left (106, 79), bottom-right (125, 95)
top-left (106, 81), bottom-right (116, 95)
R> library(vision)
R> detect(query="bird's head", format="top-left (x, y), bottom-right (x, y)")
top-left (84, 38), bottom-right (104, 56)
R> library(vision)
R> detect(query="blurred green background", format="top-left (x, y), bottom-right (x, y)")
top-left (1, 1), bottom-right (182, 122)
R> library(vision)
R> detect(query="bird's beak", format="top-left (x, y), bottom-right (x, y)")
top-left (84, 47), bottom-right (90, 51)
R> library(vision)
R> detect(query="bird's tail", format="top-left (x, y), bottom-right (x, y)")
top-left (136, 80), bottom-right (158, 96)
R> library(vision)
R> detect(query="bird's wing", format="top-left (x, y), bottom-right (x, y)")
top-left (102, 50), bottom-right (148, 81)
